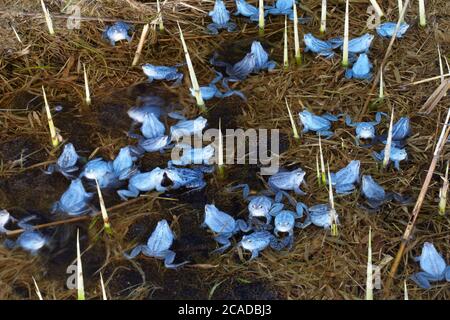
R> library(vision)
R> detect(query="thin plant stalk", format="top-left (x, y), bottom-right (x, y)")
top-left (32, 276), bottom-right (43, 300)
top-left (320, 0), bottom-right (327, 33)
top-left (83, 64), bottom-right (91, 106)
top-left (132, 23), bottom-right (149, 66)
top-left (316, 153), bottom-right (321, 186)
top-left (95, 179), bottom-right (112, 234)
top-left (384, 107), bottom-right (450, 297)
top-left (100, 272), bottom-right (107, 300)
top-left (366, 227), bottom-right (373, 300)
top-left (283, 16), bottom-right (289, 69)
top-left (342, 0), bottom-right (349, 68)
top-left (383, 108), bottom-right (394, 168)
top-left (76, 228), bottom-right (85, 300)
top-left (438, 161), bottom-right (449, 216)
top-left (326, 163), bottom-right (338, 237)
top-left (404, 281), bottom-right (408, 300)
top-left (379, 68), bottom-right (384, 99)
top-left (285, 98), bottom-right (299, 139)
top-left (177, 22), bottom-right (205, 111)
top-left (156, 0), bottom-right (164, 31)
top-left (40, 0), bottom-right (55, 35)
top-left (319, 135), bottom-right (326, 185)
top-left (369, 0), bottom-right (384, 18)
top-left (293, 0), bottom-right (301, 64)
top-left (418, 0), bottom-right (426, 27)
top-left (217, 118), bottom-right (225, 178)
top-left (397, 0), bottom-right (404, 22)
top-left (11, 25), bottom-right (22, 43)
top-left (42, 86), bottom-right (59, 148)
top-left (258, 0), bottom-right (264, 37)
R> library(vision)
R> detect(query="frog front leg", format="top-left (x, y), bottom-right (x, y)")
top-left (294, 185), bottom-right (306, 196)
top-left (445, 266), bottom-right (450, 282)
top-left (124, 244), bottom-right (145, 259)
top-left (206, 23), bottom-right (220, 35)
top-left (249, 249), bottom-right (261, 260)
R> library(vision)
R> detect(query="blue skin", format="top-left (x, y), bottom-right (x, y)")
top-left (131, 135), bottom-right (171, 156)
top-left (251, 41), bottom-right (276, 72)
top-left (271, 203), bottom-right (308, 248)
top-left (207, 0), bottom-right (237, 34)
top-left (80, 158), bottom-right (117, 188)
top-left (329, 160), bottom-right (360, 194)
top-left (234, 0), bottom-right (266, 22)
top-left (139, 113), bottom-right (166, 139)
top-left (298, 110), bottom-right (341, 139)
top-left (305, 204), bottom-right (338, 229)
top-left (361, 175), bottom-right (390, 209)
top-left (345, 34), bottom-right (374, 55)
top-left (381, 117), bottom-right (411, 147)
top-left (164, 167), bottom-right (207, 191)
top-left (169, 144), bottom-right (215, 167)
top-left (191, 71), bottom-right (246, 101)
top-left (117, 167), bottom-right (167, 200)
top-left (222, 53), bottom-right (256, 88)
top-left (52, 179), bottom-right (93, 216)
top-left (303, 33), bottom-right (343, 58)
top-left (376, 22), bottom-right (409, 38)
top-left (125, 219), bottom-right (188, 269)
top-left (0, 210), bottom-right (16, 233)
top-left (202, 204), bottom-right (251, 254)
top-left (102, 21), bottom-right (132, 46)
top-left (4, 216), bottom-right (47, 255)
top-left (373, 146), bottom-right (408, 171)
top-left (345, 53), bottom-right (373, 80)
top-left (142, 64), bottom-right (184, 86)
top-left (268, 168), bottom-right (307, 204)
top-left (44, 143), bottom-right (79, 178)
top-left (170, 116), bottom-right (208, 141)
top-left (112, 146), bottom-right (137, 180)
top-left (239, 231), bottom-right (289, 260)
top-left (345, 112), bottom-right (386, 146)
top-left (410, 242), bottom-right (450, 289)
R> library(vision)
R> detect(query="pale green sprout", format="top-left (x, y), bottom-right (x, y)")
top-left (418, 0), bottom-right (426, 27)
top-left (83, 64), bottom-right (91, 106)
top-left (42, 86), bottom-right (59, 148)
top-left (40, 0), bottom-right (55, 35)
top-left (316, 153), bottom-right (321, 186)
top-left (100, 272), bottom-right (107, 300)
top-left (95, 178), bottom-right (112, 234)
top-left (379, 67), bottom-right (384, 99)
top-left (132, 24), bottom-right (150, 67)
top-left (326, 163), bottom-right (338, 237)
top-left (177, 22), bottom-right (205, 111)
top-left (397, 0), bottom-right (404, 22)
top-left (285, 98), bottom-right (299, 139)
top-left (319, 135), bottom-right (326, 185)
top-left (438, 161), bottom-right (449, 216)
top-left (32, 276), bottom-right (44, 300)
top-left (217, 118), bottom-right (225, 178)
top-left (320, 0), bottom-right (327, 33)
top-left (11, 25), bottom-right (22, 43)
top-left (366, 227), bottom-right (373, 300)
top-left (283, 16), bottom-right (289, 69)
top-left (404, 281), bottom-right (409, 300)
top-left (157, 0), bottom-right (164, 32)
top-left (383, 108), bottom-right (395, 168)
top-left (258, 0), bottom-right (265, 36)
top-left (76, 228), bottom-right (85, 300)
top-left (292, 0), bottom-right (301, 64)
top-left (342, 0), bottom-right (350, 68)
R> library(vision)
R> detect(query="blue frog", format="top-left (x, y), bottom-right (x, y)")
top-left (191, 71), bottom-right (245, 101)
top-left (164, 167), bottom-right (207, 192)
top-left (142, 64), bottom-right (184, 86)
top-left (373, 146), bottom-right (408, 171)
top-left (303, 33), bottom-right (343, 58)
top-left (125, 219), bottom-right (188, 269)
top-left (381, 117), bottom-right (411, 147)
top-left (139, 113), bottom-right (166, 139)
top-left (345, 112), bottom-right (386, 146)
top-left (170, 116), bottom-right (208, 141)
top-left (44, 143), bottom-right (79, 178)
top-left (410, 242), bottom-right (450, 289)
top-left (239, 231), bottom-right (289, 260)
top-left (329, 160), bottom-right (360, 194)
top-left (117, 167), bottom-right (167, 200)
top-left (345, 34), bottom-right (374, 56)
top-left (376, 22), bottom-right (409, 38)
top-left (251, 41), bottom-right (276, 72)
top-left (306, 204), bottom-right (339, 229)
top-left (131, 136), bottom-right (172, 156)
top-left (4, 216), bottom-right (48, 255)
top-left (234, 0), bottom-right (266, 22)
top-left (207, 0), bottom-right (237, 34)
top-left (345, 53), bottom-right (373, 80)
top-left (299, 110), bottom-right (341, 139)
top-left (52, 179), bottom-right (93, 216)
top-left (102, 21), bottom-right (133, 46)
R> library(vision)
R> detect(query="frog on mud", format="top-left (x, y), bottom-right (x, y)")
top-left (234, 0), bottom-right (266, 22)
top-left (345, 112), bottom-right (386, 146)
top-left (170, 116), bottom-right (208, 141)
top-left (210, 52), bottom-right (256, 88)
top-left (202, 204), bottom-right (251, 253)
top-left (191, 71), bottom-right (245, 101)
top-left (168, 143), bottom-right (215, 167)
top-left (142, 64), bottom-right (184, 86)
top-left (44, 143), bottom-right (80, 178)
top-left (272, 202), bottom-right (308, 249)
top-left (164, 167), bottom-right (207, 192)
top-left (303, 33), bottom-right (343, 58)
top-left (373, 146), bottom-right (408, 171)
top-left (117, 167), bottom-right (167, 200)
top-left (345, 53), bottom-right (373, 80)
top-left (376, 22), bottom-right (409, 38)
top-left (124, 219), bottom-right (189, 269)
top-left (268, 168), bottom-right (307, 202)
top-left (4, 216), bottom-right (48, 255)
top-left (239, 231), bottom-right (289, 260)
top-left (52, 179), bottom-right (93, 216)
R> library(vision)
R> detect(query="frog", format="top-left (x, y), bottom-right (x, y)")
top-left (307, 204), bottom-right (339, 229)
top-left (142, 64), bottom-right (184, 86)
top-left (360, 175), bottom-right (390, 209)
top-left (4, 216), bottom-right (48, 255)
top-left (344, 53), bottom-right (373, 80)
top-left (234, 0), bottom-right (265, 22)
top-left (169, 143), bottom-right (215, 167)
top-left (266, 0), bottom-right (293, 17)
top-left (111, 146), bottom-right (138, 181)
top-left (80, 158), bottom-right (117, 188)
top-left (251, 41), bottom-right (276, 72)
top-left (44, 143), bottom-right (79, 178)
top-left (139, 112), bottom-right (166, 139)
top-left (272, 203), bottom-right (308, 248)
top-left (380, 117), bottom-right (411, 147)
top-left (239, 231), bottom-right (288, 260)
top-left (221, 53), bottom-right (256, 89)
top-left (117, 167), bottom-right (167, 200)
top-left (0, 209), bottom-right (16, 233)
top-left (52, 179), bottom-right (93, 216)
top-left (410, 242), bottom-right (450, 289)
top-left (207, 0), bottom-right (237, 34)
top-left (345, 111), bottom-right (386, 146)
top-left (164, 167), bottom-right (207, 191)
top-left (124, 219), bottom-right (188, 269)
top-left (345, 33), bottom-right (374, 56)
top-left (268, 168), bottom-right (307, 202)
top-left (373, 146), bottom-right (408, 171)
top-left (202, 204), bottom-right (251, 253)
top-left (102, 21), bottom-right (133, 46)
top-left (376, 22), bottom-right (410, 39)
top-left (170, 116), bottom-right (208, 141)
top-left (329, 160), bottom-right (360, 194)
top-left (298, 110), bottom-right (342, 139)
top-left (303, 33), bottom-right (343, 58)
top-left (131, 135), bottom-right (172, 156)
top-left (191, 71), bottom-right (246, 101)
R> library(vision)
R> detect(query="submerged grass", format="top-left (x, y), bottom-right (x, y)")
top-left (0, 0), bottom-right (449, 300)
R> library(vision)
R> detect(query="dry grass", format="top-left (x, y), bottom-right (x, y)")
top-left (0, 0), bottom-right (449, 300)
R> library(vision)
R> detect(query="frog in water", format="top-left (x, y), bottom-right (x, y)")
top-left (52, 179), bottom-right (93, 216)
top-left (170, 116), bottom-right (208, 141)
top-left (117, 167), bottom-right (167, 200)
top-left (250, 41), bottom-right (276, 72)
top-left (44, 143), bottom-right (79, 178)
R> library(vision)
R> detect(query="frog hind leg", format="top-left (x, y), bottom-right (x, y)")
top-left (117, 185), bottom-right (139, 200)
top-left (249, 249), bottom-right (260, 260)
top-left (335, 183), bottom-right (356, 195)
top-left (161, 250), bottom-right (189, 269)
top-left (212, 235), bottom-right (231, 254)
top-left (227, 22), bottom-right (237, 32)
top-left (410, 272), bottom-right (436, 289)
top-left (445, 266), bottom-right (450, 282)
top-left (316, 130), bottom-right (334, 139)
top-left (124, 245), bottom-right (145, 259)
top-left (206, 23), bottom-right (219, 35)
